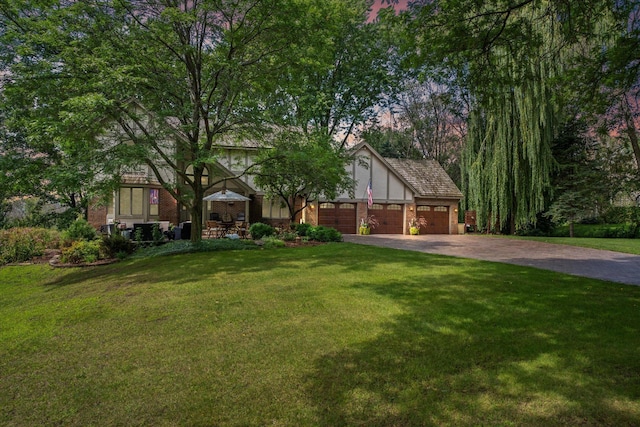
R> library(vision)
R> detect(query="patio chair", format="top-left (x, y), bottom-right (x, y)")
top-left (206, 220), bottom-right (222, 238)
top-left (235, 221), bottom-right (248, 239)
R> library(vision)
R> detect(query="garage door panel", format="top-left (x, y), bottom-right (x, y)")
top-left (417, 205), bottom-right (449, 234)
top-left (318, 202), bottom-right (356, 234)
top-left (370, 203), bottom-right (403, 234)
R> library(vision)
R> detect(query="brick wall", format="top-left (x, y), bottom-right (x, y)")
top-left (87, 203), bottom-right (107, 229)
top-left (158, 188), bottom-right (179, 225)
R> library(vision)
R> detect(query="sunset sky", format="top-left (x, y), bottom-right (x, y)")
top-left (369, 0), bottom-right (409, 19)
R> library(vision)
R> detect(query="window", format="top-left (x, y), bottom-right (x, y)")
top-left (185, 165), bottom-right (209, 185)
top-left (262, 197), bottom-right (289, 219)
top-left (387, 204), bottom-right (402, 211)
top-left (149, 189), bottom-right (159, 216)
top-left (320, 202), bottom-right (335, 209)
top-left (119, 188), bottom-right (143, 216)
top-left (417, 206), bottom-right (431, 212)
top-left (370, 203), bottom-right (383, 210)
top-left (435, 206), bottom-right (448, 212)
top-left (339, 203), bottom-right (355, 209)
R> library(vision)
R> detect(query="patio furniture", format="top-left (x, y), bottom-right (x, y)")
top-left (235, 221), bottom-right (248, 239)
top-left (206, 221), bottom-right (223, 238)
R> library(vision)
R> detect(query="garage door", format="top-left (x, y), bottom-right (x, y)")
top-left (417, 205), bottom-right (450, 234)
top-left (318, 202), bottom-right (357, 234)
top-left (369, 203), bottom-right (404, 234)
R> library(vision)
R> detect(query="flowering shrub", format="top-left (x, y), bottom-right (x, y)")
top-left (0, 227), bottom-right (60, 265)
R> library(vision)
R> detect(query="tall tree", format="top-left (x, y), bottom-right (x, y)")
top-left (360, 123), bottom-right (422, 160)
top-left (546, 122), bottom-right (609, 237)
top-left (0, 0), bottom-right (316, 241)
top-left (395, 79), bottom-right (466, 184)
top-left (268, 0), bottom-right (402, 147)
top-left (566, 1), bottom-right (640, 175)
top-left (1, 0), bottom-right (399, 240)
top-left (252, 131), bottom-right (354, 223)
top-left (402, 0), bottom-right (615, 233)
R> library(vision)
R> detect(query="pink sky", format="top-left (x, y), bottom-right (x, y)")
top-left (369, 0), bottom-right (409, 20)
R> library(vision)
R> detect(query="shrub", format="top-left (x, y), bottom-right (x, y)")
top-left (308, 225), bottom-right (342, 242)
top-left (0, 227), bottom-right (60, 265)
top-left (294, 222), bottom-right (312, 237)
top-left (550, 223), bottom-right (639, 238)
top-left (601, 207), bottom-right (640, 225)
top-left (63, 218), bottom-right (98, 244)
top-left (101, 234), bottom-right (136, 258)
top-left (249, 222), bottom-right (275, 240)
top-left (60, 240), bottom-right (102, 264)
top-left (152, 223), bottom-right (164, 245)
top-left (261, 236), bottom-right (286, 249)
top-left (279, 231), bottom-right (298, 242)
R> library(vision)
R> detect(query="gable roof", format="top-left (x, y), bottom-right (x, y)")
top-left (384, 158), bottom-right (463, 199)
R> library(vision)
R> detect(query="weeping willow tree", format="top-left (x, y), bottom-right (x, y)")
top-left (454, 4), bottom-right (568, 233)
top-left (402, 0), bottom-right (615, 232)
top-left (462, 49), bottom-right (559, 232)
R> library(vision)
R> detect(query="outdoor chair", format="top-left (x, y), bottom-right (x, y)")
top-left (235, 221), bottom-right (248, 239)
top-left (206, 220), bottom-right (222, 238)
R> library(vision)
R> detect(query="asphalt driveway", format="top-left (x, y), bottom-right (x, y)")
top-left (343, 234), bottom-right (640, 286)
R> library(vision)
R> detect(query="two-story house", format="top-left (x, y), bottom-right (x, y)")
top-left (88, 136), bottom-right (463, 236)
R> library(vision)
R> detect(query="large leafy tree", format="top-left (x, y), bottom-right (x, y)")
top-left (269, 0), bottom-right (402, 147)
top-left (252, 131), bottom-right (354, 223)
top-left (0, 0), bottom-right (318, 241)
top-left (1, 0), bottom-right (398, 241)
top-left (566, 1), bottom-right (640, 176)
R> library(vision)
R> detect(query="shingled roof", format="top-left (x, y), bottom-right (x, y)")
top-left (384, 158), bottom-right (463, 199)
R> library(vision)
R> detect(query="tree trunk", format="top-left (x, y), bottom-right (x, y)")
top-left (622, 96), bottom-right (640, 173)
top-left (190, 204), bottom-right (203, 243)
top-left (569, 221), bottom-right (574, 238)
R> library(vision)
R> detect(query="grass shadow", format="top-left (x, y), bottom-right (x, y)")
top-left (303, 257), bottom-right (640, 425)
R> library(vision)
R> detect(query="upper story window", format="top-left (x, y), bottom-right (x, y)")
top-left (185, 165), bottom-right (209, 185)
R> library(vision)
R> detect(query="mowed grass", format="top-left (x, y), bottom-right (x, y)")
top-left (1, 244), bottom-right (640, 426)
top-left (501, 235), bottom-right (640, 255)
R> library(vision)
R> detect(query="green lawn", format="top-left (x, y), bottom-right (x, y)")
top-left (500, 235), bottom-right (640, 255)
top-left (2, 243), bottom-right (640, 426)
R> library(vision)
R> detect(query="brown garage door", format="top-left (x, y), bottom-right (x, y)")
top-left (318, 202), bottom-right (357, 234)
top-left (369, 203), bottom-right (404, 234)
top-left (417, 205), bottom-right (450, 234)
